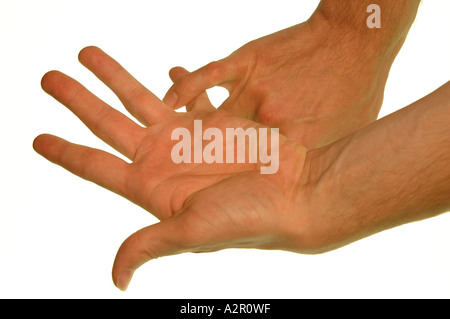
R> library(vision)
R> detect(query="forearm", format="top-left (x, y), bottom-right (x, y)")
top-left (315, 0), bottom-right (420, 45)
top-left (304, 81), bottom-right (450, 251)
top-left (310, 0), bottom-right (420, 63)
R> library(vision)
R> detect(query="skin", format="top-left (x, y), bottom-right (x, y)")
top-left (34, 47), bottom-right (309, 291)
top-left (163, 0), bottom-right (421, 149)
top-left (33, 47), bottom-right (450, 291)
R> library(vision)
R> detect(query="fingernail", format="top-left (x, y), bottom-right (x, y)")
top-left (163, 91), bottom-right (178, 107)
top-left (115, 269), bottom-right (134, 291)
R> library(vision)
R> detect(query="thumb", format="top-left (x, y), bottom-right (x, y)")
top-left (163, 59), bottom-right (234, 109)
top-left (112, 216), bottom-right (193, 291)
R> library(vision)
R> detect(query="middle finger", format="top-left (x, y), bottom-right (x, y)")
top-left (41, 70), bottom-right (145, 159)
top-left (78, 46), bottom-right (172, 126)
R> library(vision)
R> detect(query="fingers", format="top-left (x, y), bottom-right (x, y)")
top-left (33, 134), bottom-right (130, 198)
top-left (163, 59), bottom-right (235, 109)
top-left (112, 215), bottom-right (193, 291)
top-left (168, 66), bottom-right (190, 82)
top-left (168, 67), bottom-right (215, 112)
top-left (41, 70), bottom-right (145, 160)
top-left (78, 46), bottom-right (172, 126)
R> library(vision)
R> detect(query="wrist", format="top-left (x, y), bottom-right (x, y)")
top-left (308, 1), bottom-right (418, 66)
top-left (279, 136), bottom-right (356, 254)
top-left (293, 82), bottom-right (450, 253)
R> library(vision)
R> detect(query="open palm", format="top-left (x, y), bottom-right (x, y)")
top-left (33, 47), bottom-right (308, 290)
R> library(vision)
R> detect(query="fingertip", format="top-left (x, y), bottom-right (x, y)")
top-left (32, 133), bottom-right (51, 155)
top-left (32, 134), bottom-right (67, 163)
top-left (40, 70), bottom-right (61, 92)
top-left (168, 66), bottom-right (189, 82)
top-left (32, 135), bottom-right (44, 154)
top-left (78, 45), bottom-right (102, 64)
top-left (114, 268), bottom-right (134, 292)
top-left (163, 91), bottom-right (178, 108)
top-left (111, 233), bottom-right (142, 292)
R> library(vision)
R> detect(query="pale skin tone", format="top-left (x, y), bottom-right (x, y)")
top-left (34, 47), bottom-right (450, 291)
top-left (164, 0), bottom-right (421, 149)
top-left (34, 47), bottom-right (309, 291)
top-left (34, 1), bottom-right (450, 291)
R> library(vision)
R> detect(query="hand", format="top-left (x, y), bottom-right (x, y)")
top-left (33, 47), bottom-right (311, 291)
top-left (33, 47), bottom-right (450, 292)
top-left (163, 15), bottom-right (398, 149)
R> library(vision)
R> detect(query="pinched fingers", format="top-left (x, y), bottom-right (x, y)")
top-left (163, 59), bottom-right (235, 110)
top-left (168, 66), bottom-right (215, 112)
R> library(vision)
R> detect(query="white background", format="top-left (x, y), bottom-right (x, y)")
top-left (0, 0), bottom-right (449, 298)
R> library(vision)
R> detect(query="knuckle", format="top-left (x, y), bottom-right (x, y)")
top-left (256, 107), bottom-right (283, 126)
top-left (205, 60), bottom-right (226, 82)
top-left (66, 84), bottom-right (84, 106)
top-left (126, 231), bottom-right (160, 261)
top-left (75, 148), bottom-right (93, 177)
top-left (92, 105), bottom-right (113, 131)
top-left (177, 76), bottom-right (197, 96)
top-left (245, 81), bottom-right (262, 100)
top-left (60, 146), bottom-right (93, 178)
top-left (128, 85), bottom-right (149, 106)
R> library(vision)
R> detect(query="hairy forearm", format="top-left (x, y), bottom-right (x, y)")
top-left (304, 81), bottom-right (450, 250)
top-left (311, 0), bottom-right (420, 62)
top-left (342, 80), bottom-right (450, 220)
top-left (315, 0), bottom-right (420, 43)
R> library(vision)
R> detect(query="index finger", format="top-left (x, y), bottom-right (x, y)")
top-left (163, 59), bottom-right (235, 109)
